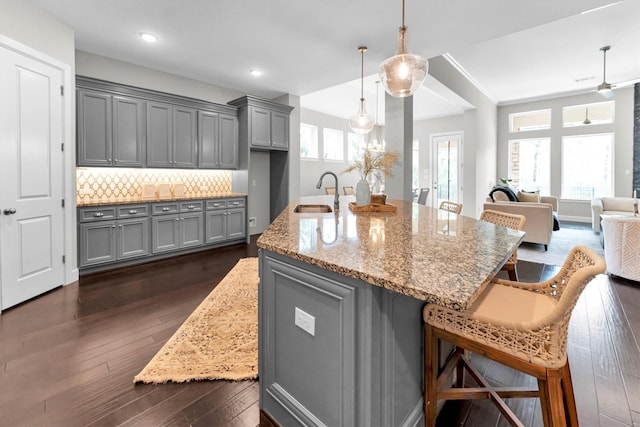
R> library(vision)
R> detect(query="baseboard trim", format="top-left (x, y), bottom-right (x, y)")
top-left (558, 215), bottom-right (591, 223)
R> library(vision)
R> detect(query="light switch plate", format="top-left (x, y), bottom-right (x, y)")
top-left (294, 307), bottom-right (315, 336)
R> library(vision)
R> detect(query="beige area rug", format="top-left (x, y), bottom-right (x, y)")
top-left (134, 257), bottom-right (259, 384)
top-left (518, 224), bottom-right (604, 266)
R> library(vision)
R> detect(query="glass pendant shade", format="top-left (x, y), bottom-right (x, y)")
top-left (349, 46), bottom-right (374, 134)
top-left (349, 99), bottom-right (374, 134)
top-left (368, 124), bottom-right (385, 151)
top-left (379, 26), bottom-right (428, 97)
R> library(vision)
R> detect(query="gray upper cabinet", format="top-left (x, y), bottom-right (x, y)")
top-left (147, 103), bottom-right (197, 168)
top-left (198, 111), bottom-right (238, 169)
top-left (77, 76), bottom-right (238, 170)
top-left (173, 106), bottom-right (197, 168)
top-left (77, 89), bottom-right (145, 167)
top-left (228, 95), bottom-right (294, 151)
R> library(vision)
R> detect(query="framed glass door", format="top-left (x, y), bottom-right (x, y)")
top-left (431, 132), bottom-right (463, 207)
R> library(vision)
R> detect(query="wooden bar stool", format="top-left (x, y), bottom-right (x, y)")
top-left (423, 246), bottom-right (606, 426)
top-left (480, 209), bottom-right (526, 281)
top-left (439, 200), bottom-right (462, 214)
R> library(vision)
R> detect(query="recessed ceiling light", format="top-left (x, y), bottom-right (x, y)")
top-left (139, 32), bottom-right (158, 43)
top-left (250, 69), bottom-right (263, 77)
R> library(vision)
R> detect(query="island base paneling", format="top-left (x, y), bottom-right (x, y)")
top-left (259, 251), bottom-right (425, 427)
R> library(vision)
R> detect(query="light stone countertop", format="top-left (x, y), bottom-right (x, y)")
top-left (257, 195), bottom-right (525, 310)
top-left (76, 192), bottom-right (247, 207)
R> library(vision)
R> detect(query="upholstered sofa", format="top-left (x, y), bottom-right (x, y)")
top-left (483, 186), bottom-right (558, 250)
top-left (601, 216), bottom-right (640, 282)
top-left (591, 197), bottom-right (638, 232)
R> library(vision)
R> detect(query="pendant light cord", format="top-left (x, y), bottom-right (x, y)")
top-left (401, 0), bottom-right (406, 28)
top-left (360, 48), bottom-right (365, 100)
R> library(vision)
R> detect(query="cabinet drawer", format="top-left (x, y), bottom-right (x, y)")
top-left (206, 199), bottom-right (227, 210)
top-left (180, 200), bottom-right (203, 212)
top-left (152, 202), bottom-right (180, 215)
top-left (227, 198), bottom-right (245, 209)
top-left (79, 206), bottom-right (117, 222)
top-left (117, 204), bottom-right (149, 218)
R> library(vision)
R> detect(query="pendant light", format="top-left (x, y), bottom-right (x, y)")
top-left (583, 108), bottom-right (591, 125)
top-left (368, 81), bottom-right (385, 152)
top-left (379, 0), bottom-right (428, 97)
top-left (596, 45), bottom-right (614, 98)
top-left (349, 46), bottom-right (374, 134)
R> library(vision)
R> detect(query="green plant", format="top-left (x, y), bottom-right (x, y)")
top-left (500, 177), bottom-right (513, 185)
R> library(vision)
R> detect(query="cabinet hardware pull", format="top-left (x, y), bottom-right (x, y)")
top-left (94, 212), bottom-right (104, 217)
top-left (187, 205), bottom-right (194, 209)
top-left (232, 202), bottom-right (239, 205)
top-left (162, 207), bottom-right (170, 212)
top-left (3, 208), bottom-right (17, 215)
top-left (129, 210), bottom-right (137, 214)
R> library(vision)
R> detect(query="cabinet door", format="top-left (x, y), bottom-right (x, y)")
top-left (117, 217), bottom-right (150, 259)
top-left (146, 102), bottom-right (173, 167)
top-left (205, 210), bottom-right (227, 243)
top-left (113, 96), bottom-right (145, 167)
top-left (219, 114), bottom-right (238, 169)
top-left (77, 90), bottom-right (112, 166)
top-left (270, 110), bottom-right (289, 150)
top-left (226, 208), bottom-right (246, 240)
top-left (173, 106), bottom-right (197, 168)
top-left (152, 215), bottom-right (180, 253)
top-left (180, 212), bottom-right (204, 248)
top-left (250, 107), bottom-right (271, 148)
top-left (79, 221), bottom-right (117, 267)
top-left (198, 110), bottom-right (219, 168)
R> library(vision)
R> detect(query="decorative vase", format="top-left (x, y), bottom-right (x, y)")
top-left (356, 179), bottom-right (371, 206)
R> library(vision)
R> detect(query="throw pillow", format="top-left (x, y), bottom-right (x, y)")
top-left (489, 185), bottom-right (518, 202)
top-left (517, 190), bottom-right (540, 203)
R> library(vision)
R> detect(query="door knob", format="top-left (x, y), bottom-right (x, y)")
top-left (3, 208), bottom-right (16, 215)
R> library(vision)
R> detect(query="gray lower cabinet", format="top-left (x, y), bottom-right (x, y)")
top-left (205, 198), bottom-right (246, 243)
top-left (78, 198), bottom-right (244, 271)
top-left (78, 204), bottom-right (150, 268)
top-left (151, 201), bottom-right (204, 253)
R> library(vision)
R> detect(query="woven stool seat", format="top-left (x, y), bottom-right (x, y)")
top-left (480, 209), bottom-right (526, 281)
top-left (423, 245), bottom-right (606, 426)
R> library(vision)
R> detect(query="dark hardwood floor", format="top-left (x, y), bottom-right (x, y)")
top-left (1, 231), bottom-right (639, 426)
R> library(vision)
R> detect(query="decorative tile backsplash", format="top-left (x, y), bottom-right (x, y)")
top-left (76, 168), bottom-right (232, 205)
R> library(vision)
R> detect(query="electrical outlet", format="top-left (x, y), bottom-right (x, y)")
top-left (294, 307), bottom-right (315, 336)
top-left (249, 217), bottom-right (256, 227)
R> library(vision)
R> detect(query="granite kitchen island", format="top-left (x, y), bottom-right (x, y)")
top-left (257, 195), bottom-right (524, 427)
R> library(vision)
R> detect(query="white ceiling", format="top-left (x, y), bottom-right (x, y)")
top-left (29, 0), bottom-right (640, 122)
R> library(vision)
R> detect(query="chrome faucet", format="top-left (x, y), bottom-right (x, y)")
top-left (316, 171), bottom-right (339, 211)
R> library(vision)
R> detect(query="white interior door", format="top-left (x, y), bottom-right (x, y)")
top-left (0, 46), bottom-right (65, 310)
top-left (431, 132), bottom-right (463, 208)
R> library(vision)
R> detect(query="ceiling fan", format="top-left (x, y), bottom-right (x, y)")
top-left (596, 45), bottom-right (615, 98)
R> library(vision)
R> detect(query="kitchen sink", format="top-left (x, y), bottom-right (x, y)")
top-left (293, 204), bottom-right (333, 213)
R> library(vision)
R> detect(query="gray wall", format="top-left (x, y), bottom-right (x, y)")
top-left (76, 51), bottom-right (243, 105)
top-left (497, 87), bottom-right (635, 222)
top-left (0, 0), bottom-right (75, 67)
top-left (428, 56), bottom-right (499, 218)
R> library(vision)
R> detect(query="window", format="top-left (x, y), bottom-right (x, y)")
top-left (563, 101), bottom-right (614, 127)
top-left (300, 123), bottom-right (318, 159)
top-left (347, 132), bottom-right (366, 162)
top-left (561, 133), bottom-right (614, 199)
top-left (323, 128), bottom-right (344, 161)
top-left (509, 109), bottom-right (551, 132)
top-left (508, 138), bottom-right (551, 194)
